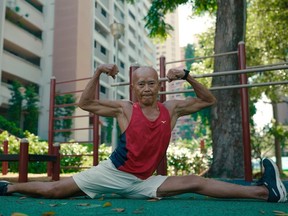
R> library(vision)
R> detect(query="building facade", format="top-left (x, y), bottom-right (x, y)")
top-left (155, 10), bottom-right (195, 142)
top-left (52, 0), bottom-right (156, 143)
top-left (0, 0), bottom-right (55, 138)
top-left (0, 0), bottom-right (156, 142)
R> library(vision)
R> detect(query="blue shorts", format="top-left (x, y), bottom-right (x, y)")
top-left (73, 159), bottom-right (168, 199)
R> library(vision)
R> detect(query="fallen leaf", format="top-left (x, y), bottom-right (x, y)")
top-left (112, 208), bottom-right (125, 212)
top-left (11, 213), bottom-right (28, 216)
top-left (60, 203), bottom-right (67, 205)
top-left (259, 210), bottom-right (265, 214)
top-left (273, 211), bottom-right (288, 216)
top-left (133, 207), bottom-right (144, 214)
top-left (147, 198), bottom-right (159, 202)
top-left (49, 204), bottom-right (59, 207)
top-left (81, 204), bottom-right (101, 209)
top-left (41, 212), bottom-right (55, 216)
top-left (98, 196), bottom-right (104, 201)
top-left (77, 203), bottom-right (90, 206)
top-left (103, 202), bottom-right (112, 207)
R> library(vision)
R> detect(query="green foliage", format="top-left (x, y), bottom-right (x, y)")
top-left (54, 94), bottom-right (76, 141)
top-left (126, 0), bottom-right (217, 40)
top-left (0, 131), bottom-right (48, 173)
top-left (23, 85), bottom-right (39, 134)
top-left (184, 44), bottom-right (196, 69)
top-left (0, 131), bottom-right (95, 173)
top-left (246, 0), bottom-right (288, 102)
top-left (8, 81), bottom-right (23, 127)
top-left (59, 143), bottom-right (90, 173)
top-left (98, 143), bottom-right (112, 161)
top-left (7, 81), bottom-right (39, 134)
top-left (0, 115), bottom-right (23, 137)
top-left (167, 138), bottom-right (212, 175)
top-left (192, 0), bottom-right (217, 15)
top-left (104, 117), bottom-right (113, 144)
top-left (268, 120), bottom-right (288, 147)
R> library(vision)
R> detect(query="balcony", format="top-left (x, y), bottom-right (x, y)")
top-left (2, 51), bottom-right (41, 84)
top-left (6, 0), bottom-right (44, 30)
top-left (0, 83), bottom-right (11, 106)
top-left (4, 20), bottom-right (42, 57)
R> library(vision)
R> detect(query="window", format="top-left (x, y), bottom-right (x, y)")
top-left (94, 40), bottom-right (97, 48)
top-left (128, 10), bottom-right (135, 20)
top-left (100, 46), bottom-right (106, 55)
top-left (101, 8), bottom-right (107, 17)
top-left (100, 85), bottom-right (106, 94)
top-left (120, 61), bottom-right (125, 69)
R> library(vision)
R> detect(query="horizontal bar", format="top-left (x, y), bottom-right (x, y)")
top-left (55, 90), bottom-right (84, 95)
top-left (0, 154), bottom-right (56, 162)
top-left (111, 64), bottom-right (288, 87)
top-left (166, 51), bottom-right (238, 65)
top-left (159, 80), bottom-right (288, 95)
top-left (56, 77), bottom-right (91, 85)
top-left (60, 154), bottom-right (93, 157)
top-left (247, 62), bottom-right (287, 69)
top-left (54, 103), bottom-right (78, 108)
top-left (53, 127), bottom-right (93, 133)
top-left (53, 114), bottom-right (90, 120)
top-left (56, 141), bottom-right (93, 144)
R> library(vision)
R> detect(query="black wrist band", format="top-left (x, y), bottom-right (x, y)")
top-left (182, 69), bottom-right (190, 80)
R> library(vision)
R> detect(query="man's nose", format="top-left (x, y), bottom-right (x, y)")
top-left (143, 83), bottom-right (150, 90)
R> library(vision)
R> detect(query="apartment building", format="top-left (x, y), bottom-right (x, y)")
top-left (0, 0), bottom-right (55, 138)
top-left (52, 0), bottom-right (156, 142)
top-left (155, 10), bottom-right (195, 142)
top-left (0, 0), bottom-right (156, 142)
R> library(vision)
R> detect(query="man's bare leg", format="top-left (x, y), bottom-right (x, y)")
top-left (157, 174), bottom-right (267, 200)
top-left (5, 177), bottom-right (84, 198)
top-left (157, 158), bottom-right (287, 202)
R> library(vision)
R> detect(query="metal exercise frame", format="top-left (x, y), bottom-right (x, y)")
top-left (125, 42), bottom-right (288, 181)
top-left (44, 41), bottom-right (287, 181)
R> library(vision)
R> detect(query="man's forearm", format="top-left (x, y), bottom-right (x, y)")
top-left (78, 69), bottom-right (101, 109)
top-left (186, 74), bottom-right (216, 104)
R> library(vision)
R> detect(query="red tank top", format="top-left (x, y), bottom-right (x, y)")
top-left (110, 102), bottom-right (171, 179)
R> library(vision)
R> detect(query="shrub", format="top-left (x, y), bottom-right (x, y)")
top-left (167, 139), bottom-right (212, 176)
top-left (0, 116), bottom-right (23, 137)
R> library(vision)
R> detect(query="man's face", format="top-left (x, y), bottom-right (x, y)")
top-left (132, 67), bottom-right (160, 106)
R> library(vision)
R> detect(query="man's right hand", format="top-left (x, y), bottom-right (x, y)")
top-left (98, 64), bottom-right (119, 79)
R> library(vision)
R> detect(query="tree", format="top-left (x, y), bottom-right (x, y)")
top-left (54, 94), bottom-right (76, 141)
top-left (127, 0), bottom-right (246, 178)
top-left (208, 0), bottom-right (246, 178)
top-left (185, 44), bottom-right (196, 69)
top-left (7, 81), bottom-right (40, 135)
top-left (245, 0), bottom-right (288, 172)
top-left (8, 81), bottom-right (23, 128)
top-left (23, 84), bottom-right (39, 134)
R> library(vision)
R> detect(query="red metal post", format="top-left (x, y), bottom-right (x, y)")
top-left (52, 142), bottom-right (60, 181)
top-left (93, 80), bottom-right (100, 166)
top-left (18, 138), bottom-right (29, 182)
top-left (238, 41), bottom-right (252, 181)
top-left (157, 56), bottom-right (167, 175)
top-left (48, 77), bottom-right (56, 176)
top-left (2, 140), bottom-right (8, 175)
top-left (129, 65), bottom-right (139, 102)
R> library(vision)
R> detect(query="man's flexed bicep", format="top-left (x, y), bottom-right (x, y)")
top-left (78, 64), bottom-right (121, 117)
top-left (165, 67), bottom-right (217, 128)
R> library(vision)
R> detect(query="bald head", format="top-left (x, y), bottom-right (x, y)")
top-left (132, 66), bottom-right (158, 84)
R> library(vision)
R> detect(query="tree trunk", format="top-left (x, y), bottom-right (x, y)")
top-left (272, 103), bottom-right (283, 173)
top-left (207, 0), bottom-right (246, 178)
